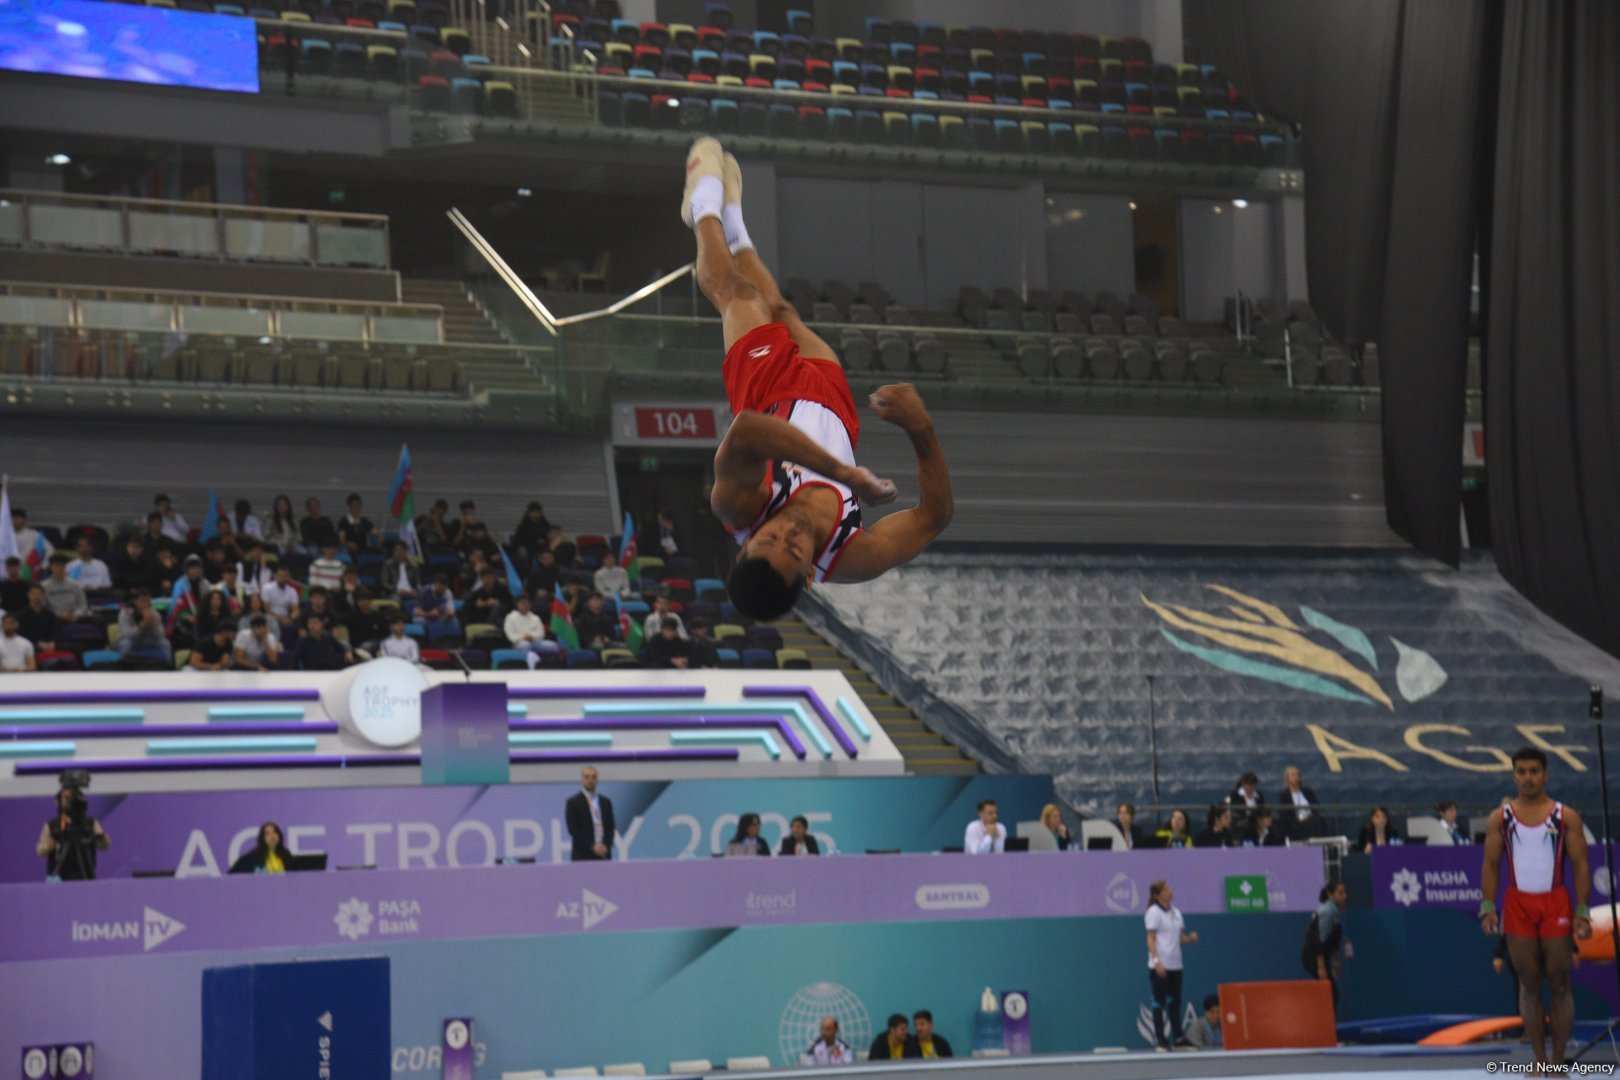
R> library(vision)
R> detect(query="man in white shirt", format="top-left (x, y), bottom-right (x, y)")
top-left (0, 613), bottom-right (37, 671)
top-left (68, 537), bottom-right (112, 591)
top-left (260, 566), bottom-right (302, 626)
top-left (232, 615), bottom-right (282, 671)
top-left (1435, 799), bottom-right (1470, 844)
top-left (503, 594), bottom-right (547, 667)
top-left (593, 550), bottom-right (632, 599)
top-left (378, 615), bottom-right (420, 662)
top-left (802, 1018), bottom-right (854, 1065)
top-left (154, 494), bottom-right (189, 543)
top-left (308, 541), bottom-right (347, 592)
top-left (964, 799), bottom-right (1005, 854)
top-left (642, 594), bottom-right (687, 640)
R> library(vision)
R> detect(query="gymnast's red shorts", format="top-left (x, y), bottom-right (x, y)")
top-left (1504, 887), bottom-right (1573, 939)
top-left (722, 323), bottom-right (861, 449)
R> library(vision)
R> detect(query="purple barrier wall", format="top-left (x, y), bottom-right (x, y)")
top-left (0, 848), bottom-right (1324, 964)
top-left (1370, 843), bottom-right (1612, 911)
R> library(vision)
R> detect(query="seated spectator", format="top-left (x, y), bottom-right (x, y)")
top-left (1226, 771), bottom-right (1264, 832)
top-left (201, 544), bottom-right (232, 585)
top-left (68, 536), bottom-right (111, 592)
top-left (189, 625), bottom-right (237, 671)
top-left (16, 585), bottom-right (60, 651)
top-left (460, 522), bottom-right (499, 564)
top-left (176, 555), bottom-right (211, 608)
top-left (233, 615), bottom-right (282, 671)
top-left (153, 548), bottom-right (180, 593)
top-left (344, 593), bottom-right (389, 658)
top-left (1245, 808), bottom-right (1284, 847)
top-left (42, 554), bottom-right (88, 621)
top-left (1185, 995), bottom-right (1222, 1049)
top-left (647, 618), bottom-right (690, 668)
top-left (260, 566), bottom-right (302, 627)
top-left (965, 798), bottom-right (1005, 854)
top-left (108, 537), bottom-right (158, 594)
top-left (299, 497), bottom-right (337, 550)
top-left (446, 500), bottom-right (477, 550)
top-left (228, 822), bottom-right (292, 874)
top-left (1436, 798), bottom-right (1470, 845)
top-left (263, 494), bottom-right (301, 554)
top-left (594, 550), bottom-right (631, 599)
top-left (415, 576), bottom-right (457, 625)
top-left (643, 595), bottom-right (686, 640)
top-left (377, 614), bottom-right (420, 662)
top-left (308, 540), bottom-right (347, 592)
top-left (213, 564), bottom-right (248, 610)
top-left (801, 1017), bottom-right (853, 1066)
top-left (0, 557), bottom-right (28, 612)
top-left (0, 612), bottom-right (37, 672)
top-left (911, 1010), bottom-right (952, 1059)
top-left (332, 567), bottom-right (366, 615)
top-left (464, 567), bottom-right (509, 627)
top-left (574, 592), bottom-right (618, 649)
top-left (778, 815), bottom-right (820, 855)
top-left (294, 614), bottom-right (352, 670)
top-left (869, 1015), bottom-right (916, 1062)
top-left (237, 542), bottom-right (272, 596)
top-left (381, 541), bottom-right (420, 600)
top-left (686, 618), bottom-right (719, 669)
top-left (295, 588), bottom-right (338, 637)
top-left (546, 525), bottom-right (578, 566)
top-left (194, 589), bottom-right (240, 641)
top-left (153, 493), bottom-right (189, 544)
top-left (1278, 765), bottom-right (1319, 840)
top-left (512, 500), bottom-right (553, 559)
top-left (642, 508), bottom-right (680, 558)
top-left (141, 512), bottom-right (177, 558)
top-left (230, 499), bottom-right (263, 541)
top-left (1161, 809), bottom-right (1194, 849)
top-left (115, 590), bottom-right (171, 662)
top-left (11, 507), bottom-right (54, 561)
top-left (338, 493), bottom-right (375, 554)
top-left (461, 547), bottom-right (493, 593)
top-left (1041, 803), bottom-right (1072, 850)
top-left (724, 812), bottom-right (770, 856)
top-left (1357, 805), bottom-right (1403, 852)
top-left (524, 549), bottom-right (561, 598)
top-left (1116, 801), bottom-right (1144, 850)
top-left (502, 594), bottom-right (547, 665)
top-left (415, 499), bottom-right (452, 555)
top-left (1194, 805), bottom-right (1236, 848)
top-left (237, 593), bottom-right (271, 631)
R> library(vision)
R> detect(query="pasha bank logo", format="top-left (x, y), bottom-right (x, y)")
top-left (915, 883), bottom-right (990, 910)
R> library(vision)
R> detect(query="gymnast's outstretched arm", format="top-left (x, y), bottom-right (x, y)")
top-left (710, 411), bottom-right (897, 528)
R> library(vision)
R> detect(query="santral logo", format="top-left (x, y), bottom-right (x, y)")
top-left (915, 884), bottom-right (990, 910)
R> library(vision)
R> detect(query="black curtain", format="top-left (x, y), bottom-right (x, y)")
top-left (1484, 0), bottom-right (1620, 657)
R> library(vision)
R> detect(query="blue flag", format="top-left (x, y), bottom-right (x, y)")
top-left (500, 546), bottom-right (525, 598)
top-left (199, 489), bottom-right (220, 542)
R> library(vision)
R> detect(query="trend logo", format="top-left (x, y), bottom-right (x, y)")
top-left (334, 897), bottom-right (374, 941)
top-left (1390, 869), bottom-right (1422, 907)
top-left (1143, 585), bottom-right (1447, 708)
top-left (143, 907), bottom-right (186, 952)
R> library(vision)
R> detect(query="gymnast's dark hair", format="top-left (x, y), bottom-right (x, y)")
top-left (727, 555), bottom-right (805, 622)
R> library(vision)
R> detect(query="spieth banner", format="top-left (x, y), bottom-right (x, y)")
top-left (1371, 843), bottom-right (1611, 911)
top-left (0, 848), bottom-right (1324, 964)
top-left (0, 775), bottom-right (1053, 883)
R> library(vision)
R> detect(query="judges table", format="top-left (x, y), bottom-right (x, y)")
top-left (0, 847), bottom-right (1323, 963)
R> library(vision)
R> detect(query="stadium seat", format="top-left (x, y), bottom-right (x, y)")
top-left (742, 648), bottom-right (776, 669)
top-left (715, 648), bottom-right (742, 669)
top-left (566, 650), bottom-right (603, 669)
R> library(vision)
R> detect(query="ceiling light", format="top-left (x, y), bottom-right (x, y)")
top-left (517, 187), bottom-right (532, 197)
top-left (46, 153), bottom-right (70, 166)
top-left (1231, 198), bottom-right (1249, 209)
top-left (1213, 205), bottom-right (1223, 214)
top-left (1128, 201), bottom-right (1137, 210)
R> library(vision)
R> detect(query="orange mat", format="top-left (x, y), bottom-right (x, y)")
top-left (1219, 980), bottom-right (1337, 1050)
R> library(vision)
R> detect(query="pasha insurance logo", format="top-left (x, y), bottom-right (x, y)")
top-left (334, 897), bottom-right (374, 940)
top-left (71, 906), bottom-right (186, 952)
top-left (915, 884), bottom-right (990, 911)
top-left (1389, 869), bottom-right (1422, 907)
top-left (555, 888), bottom-right (619, 930)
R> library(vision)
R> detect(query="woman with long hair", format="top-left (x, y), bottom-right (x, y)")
top-left (238, 592), bottom-right (270, 631)
top-left (1040, 803), bottom-right (1071, 850)
top-left (1163, 809), bottom-right (1193, 849)
top-left (229, 821), bottom-right (293, 874)
top-left (726, 813), bottom-right (770, 856)
top-left (264, 495), bottom-right (300, 553)
top-left (1145, 879), bottom-right (1199, 1051)
top-left (194, 589), bottom-right (235, 639)
top-left (1357, 805), bottom-right (1402, 853)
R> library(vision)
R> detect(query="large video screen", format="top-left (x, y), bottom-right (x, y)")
top-left (0, 0), bottom-right (259, 93)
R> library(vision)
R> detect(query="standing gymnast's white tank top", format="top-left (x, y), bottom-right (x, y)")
top-left (1503, 801), bottom-right (1565, 894)
top-left (728, 400), bottom-right (863, 584)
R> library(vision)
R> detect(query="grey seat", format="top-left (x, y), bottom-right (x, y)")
top-left (1128, 291), bottom-right (1161, 321)
top-left (1089, 313), bottom-right (1121, 336)
top-left (1053, 312), bottom-right (1084, 335)
top-left (1321, 345), bottom-right (1354, 385)
top-left (1192, 353), bottom-right (1223, 383)
top-left (874, 331), bottom-right (908, 371)
top-left (1016, 338), bottom-right (1051, 378)
top-left (839, 330), bottom-right (875, 371)
top-left (811, 302), bottom-right (843, 323)
top-left (426, 358), bottom-right (461, 392)
top-left (884, 304), bottom-right (913, 325)
top-left (382, 356), bottom-right (415, 390)
top-left (1158, 316), bottom-right (1190, 338)
top-left (1086, 343), bottom-right (1120, 379)
top-left (1122, 314), bottom-right (1154, 337)
top-left (337, 353), bottom-right (370, 389)
top-left (984, 309), bottom-right (1015, 332)
top-left (913, 335), bottom-right (946, 374)
top-left (1120, 342), bottom-right (1154, 380)
top-left (1050, 337), bottom-right (1084, 379)
top-left (1157, 346), bottom-right (1188, 382)
top-left (239, 352), bottom-right (279, 385)
top-left (196, 350), bottom-right (230, 384)
top-left (1020, 310), bottom-right (1052, 333)
top-left (847, 302), bottom-right (880, 324)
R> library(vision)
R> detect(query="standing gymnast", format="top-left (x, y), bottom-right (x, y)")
top-left (681, 136), bottom-right (955, 621)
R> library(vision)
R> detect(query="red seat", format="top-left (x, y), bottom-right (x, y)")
top-left (633, 44), bottom-right (662, 68)
top-left (744, 75), bottom-right (771, 88)
top-left (801, 80), bottom-right (828, 93)
top-left (885, 87), bottom-right (911, 98)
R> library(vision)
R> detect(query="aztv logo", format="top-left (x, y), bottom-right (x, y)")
top-left (555, 889), bottom-right (618, 930)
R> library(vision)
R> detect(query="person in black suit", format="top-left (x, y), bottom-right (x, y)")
top-left (1277, 765), bottom-right (1321, 839)
top-left (869, 1015), bottom-right (917, 1061)
top-left (1116, 801), bottom-right (1145, 850)
top-left (1356, 805), bottom-right (1403, 853)
top-left (726, 812), bottom-right (770, 856)
top-left (565, 766), bottom-right (616, 861)
top-left (779, 815), bottom-right (821, 855)
top-left (1244, 808), bottom-right (1286, 847)
top-left (1194, 804), bottom-right (1237, 848)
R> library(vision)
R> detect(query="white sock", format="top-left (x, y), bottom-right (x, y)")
top-left (723, 202), bottom-right (754, 255)
top-left (688, 175), bottom-right (723, 226)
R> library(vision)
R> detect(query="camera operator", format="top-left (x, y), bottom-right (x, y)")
top-left (36, 785), bottom-right (109, 881)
